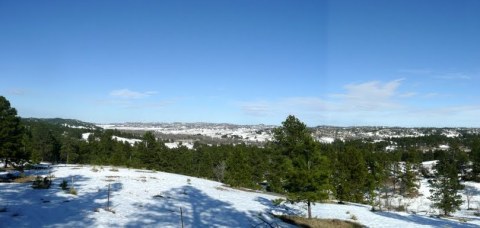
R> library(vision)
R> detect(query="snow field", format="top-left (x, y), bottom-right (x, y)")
top-left (1, 165), bottom-right (480, 227)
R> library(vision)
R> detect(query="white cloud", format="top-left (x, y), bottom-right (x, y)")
top-left (237, 78), bottom-right (479, 127)
top-left (331, 79), bottom-right (405, 111)
top-left (398, 69), bottom-right (432, 75)
top-left (281, 97), bottom-right (329, 111)
top-left (433, 73), bottom-right (471, 80)
top-left (109, 89), bottom-right (157, 99)
top-left (399, 92), bottom-right (417, 98)
top-left (240, 102), bottom-right (271, 117)
top-left (239, 79), bottom-right (406, 118)
top-left (6, 88), bottom-right (27, 96)
top-left (423, 92), bottom-right (440, 98)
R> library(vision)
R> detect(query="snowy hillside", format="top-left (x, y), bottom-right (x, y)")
top-left (98, 123), bottom-right (274, 143)
top-left (98, 122), bottom-right (480, 146)
top-left (1, 165), bottom-right (480, 227)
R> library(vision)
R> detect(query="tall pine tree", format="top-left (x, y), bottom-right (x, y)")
top-left (271, 115), bottom-right (330, 219)
top-left (0, 96), bottom-right (24, 168)
top-left (429, 150), bottom-right (463, 216)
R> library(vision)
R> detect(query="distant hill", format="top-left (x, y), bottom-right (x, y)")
top-left (21, 118), bottom-right (99, 130)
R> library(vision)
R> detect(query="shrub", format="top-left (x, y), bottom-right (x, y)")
top-left (394, 205), bottom-right (406, 212)
top-left (271, 198), bottom-right (285, 206)
top-left (69, 187), bottom-right (78, 195)
top-left (60, 179), bottom-right (68, 190)
top-left (32, 176), bottom-right (51, 189)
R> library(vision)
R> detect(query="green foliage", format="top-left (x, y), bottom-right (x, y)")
top-left (333, 143), bottom-right (368, 203)
top-left (271, 115), bottom-right (330, 218)
top-left (60, 179), bottom-right (68, 190)
top-left (9, 114), bottom-right (480, 214)
top-left (471, 139), bottom-right (480, 181)
top-left (401, 162), bottom-right (419, 197)
top-left (271, 198), bottom-right (285, 206)
top-left (32, 176), bottom-right (51, 189)
top-left (0, 96), bottom-right (25, 168)
top-left (429, 150), bottom-right (464, 216)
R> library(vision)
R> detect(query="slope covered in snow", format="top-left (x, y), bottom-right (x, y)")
top-left (1, 165), bottom-right (480, 227)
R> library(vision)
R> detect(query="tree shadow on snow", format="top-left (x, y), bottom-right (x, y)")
top-left (0, 172), bottom-right (123, 228)
top-left (122, 185), bottom-right (279, 228)
top-left (255, 196), bottom-right (302, 216)
top-left (376, 211), bottom-right (478, 228)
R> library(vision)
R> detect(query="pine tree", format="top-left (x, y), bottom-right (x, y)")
top-left (364, 148), bottom-right (389, 209)
top-left (470, 139), bottom-right (480, 181)
top-left (333, 144), bottom-right (368, 203)
top-left (271, 115), bottom-right (330, 219)
top-left (0, 96), bottom-right (24, 168)
top-left (429, 150), bottom-right (463, 216)
top-left (401, 161), bottom-right (418, 197)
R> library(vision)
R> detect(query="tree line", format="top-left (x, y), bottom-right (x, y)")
top-left (2, 95), bottom-right (480, 216)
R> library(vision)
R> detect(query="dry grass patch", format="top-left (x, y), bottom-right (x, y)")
top-left (276, 215), bottom-right (364, 228)
top-left (14, 176), bottom-right (36, 183)
top-left (135, 170), bottom-right (156, 173)
top-left (215, 186), bottom-right (230, 191)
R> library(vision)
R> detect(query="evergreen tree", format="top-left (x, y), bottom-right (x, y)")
top-left (0, 96), bottom-right (24, 168)
top-left (429, 150), bottom-right (463, 216)
top-left (271, 115), bottom-right (330, 219)
top-left (138, 131), bottom-right (161, 169)
top-left (471, 139), bottom-right (480, 181)
top-left (225, 146), bottom-right (253, 187)
top-left (333, 144), bottom-right (368, 203)
top-left (61, 134), bottom-right (79, 165)
top-left (364, 148), bottom-right (389, 209)
top-left (400, 161), bottom-right (418, 197)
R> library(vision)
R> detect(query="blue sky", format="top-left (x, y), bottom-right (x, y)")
top-left (1, 0), bottom-right (479, 127)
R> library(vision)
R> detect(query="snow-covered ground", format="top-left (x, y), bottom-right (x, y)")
top-left (164, 141), bottom-right (195, 149)
top-left (1, 165), bottom-right (480, 227)
top-left (98, 123), bottom-right (274, 143)
top-left (112, 136), bottom-right (142, 145)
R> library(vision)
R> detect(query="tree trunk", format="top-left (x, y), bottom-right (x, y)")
top-left (308, 200), bottom-right (312, 219)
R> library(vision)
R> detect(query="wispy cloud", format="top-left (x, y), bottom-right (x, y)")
top-left (240, 101), bottom-right (272, 117)
top-left (399, 92), bottom-right (417, 98)
top-left (6, 88), bottom-right (28, 96)
top-left (100, 89), bottom-right (177, 110)
top-left (331, 79), bottom-right (405, 111)
top-left (239, 79), bottom-right (407, 117)
top-left (109, 89), bottom-right (157, 99)
top-left (433, 73), bottom-right (471, 80)
top-left (96, 98), bottom-right (176, 109)
top-left (399, 69), bottom-right (432, 75)
top-left (124, 100), bottom-right (177, 109)
top-left (423, 92), bottom-right (441, 98)
top-left (237, 78), bottom-right (479, 127)
top-left (399, 68), bottom-right (474, 81)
